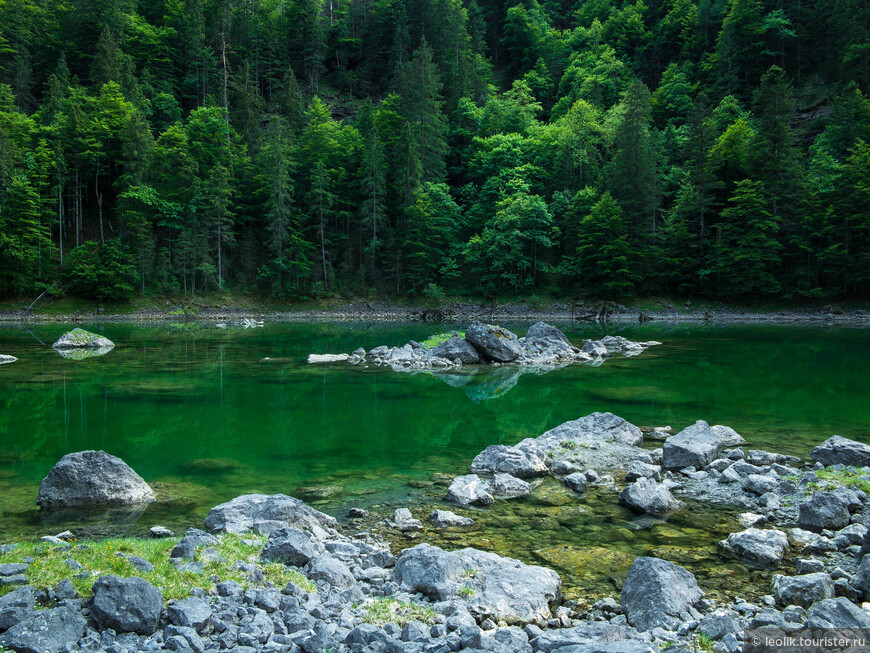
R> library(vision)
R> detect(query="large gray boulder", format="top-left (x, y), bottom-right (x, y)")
top-left (260, 527), bottom-right (321, 566)
top-left (618, 478), bottom-right (682, 516)
top-left (203, 493), bottom-right (337, 536)
top-left (711, 425), bottom-right (747, 447)
top-left (307, 554), bottom-right (355, 589)
top-left (90, 575), bottom-right (163, 635)
top-left (662, 421), bottom-right (722, 470)
top-left (52, 328), bottom-right (114, 350)
top-left (771, 573), bottom-right (834, 607)
top-left (620, 557), bottom-right (704, 631)
top-left (718, 528), bottom-right (788, 569)
top-left (0, 604), bottom-right (86, 653)
top-left (534, 412), bottom-right (644, 448)
top-left (394, 544), bottom-right (560, 624)
top-left (807, 598), bottom-right (870, 628)
top-left (430, 335), bottom-right (481, 364)
top-left (37, 451), bottom-right (155, 509)
top-left (393, 544), bottom-right (466, 601)
top-left (811, 435), bottom-right (870, 468)
top-left (525, 322), bottom-right (571, 345)
top-left (465, 322), bottom-right (523, 363)
top-left (491, 473), bottom-right (531, 498)
top-left (0, 586), bottom-right (36, 632)
top-left (798, 491), bottom-right (851, 531)
top-left (469, 445), bottom-right (548, 478)
top-left (446, 474), bottom-right (494, 506)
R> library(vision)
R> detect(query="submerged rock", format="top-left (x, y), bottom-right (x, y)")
top-left (811, 435), bottom-right (870, 468)
top-left (307, 353), bottom-right (349, 363)
top-left (718, 528), bottom-right (788, 569)
top-left (620, 557), bottom-right (704, 631)
top-left (37, 450), bottom-right (155, 509)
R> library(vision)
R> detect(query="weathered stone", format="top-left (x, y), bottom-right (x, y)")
top-left (52, 328), bottom-right (114, 350)
top-left (260, 527), bottom-right (320, 566)
top-left (851, 555), bottom-right (870, 598)
top-left (743, 474), bottom-right (780, 496)
top-left (465, 322), bottom-right (523, 363)
top-left (811, 435), bottom-right (870, 468)
top-left (806, 598), bottom-right (870, 628)
top-left (491, 473), bottom-right (532, 498)
top-left (469, 445), bottom-right (548, 478)
top-left (307, 554), bottom-right (355, 589)
top-left (625, 461), bottom-right (661, 482)
top-left (771, 573), bottom-right (835, 607)
top-left (581, 341), bottom-right (608, 357)
top-left (428, 510), bottom-right (475, 528)
top-left (620, 557), bottom-right (704, 631)
top-left (718, 528), bottom-right (789, 569)
top-left (203, 493), bottom-right (337, 535)
top-left (37, 450), bottom-right (155, 508)
top-left (711, 425), bottom-right (747, 447)
top-left (167, 598), bottom-right (212, 633)
top-left (91, 575), bottom-right (163, 635)
top-left (0, 605), bottom-right (86, 653)
top-left (662, 421), bottom-right (722, 471)
top-left (799, 492), bottom-right (851, 531)
top-left (446, 474), bottom-right (494, 506)
top-left (0, 586), bottom-right (36, 632)
top-left (430, 335), bottom-right (481, 364)
top-left (564, 473), bottom-right (588, 493)
top-left (393, 508), bottom-right (423, 532)
top-left (307, 353), bottom-right (348, 363)
top-left (618, 478), bottom-right (683, 516)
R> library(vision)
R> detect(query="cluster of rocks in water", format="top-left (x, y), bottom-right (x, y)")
top-left (8, 416), bottom-right (870, 653)
top-left (307, 322), bottom-right (660, 371)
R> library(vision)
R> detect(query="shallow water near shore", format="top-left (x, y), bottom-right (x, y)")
top-left (0, 321), bottom-right (868, 599)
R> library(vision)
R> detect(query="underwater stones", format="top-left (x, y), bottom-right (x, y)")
top-left (37, 450), bottom-right (155, 509)
top-left (618, 478), bottom-right (682, 516)
top-left (662, 421), bottom-right (722, 471)
top-left (465, 322), bottom-right (523, 362)
top-left (428, 510), bottom-right (475, 528)
top-left (620, 557), bottom-right (704, 632)
top-left (811, 435), bottom-right (870, 468)
top-left (446, 474), bottom-right (494, 506)
top-left (491, 473), bottom-right (532, 498)
top-left (203, 493), bottom-right (337, 535)
top-left (718, 528), bottom-right (789, 569)
top-left (294, 485), bottom-right (344, 501)
top-left (469, 445), bottom-right (548, 479)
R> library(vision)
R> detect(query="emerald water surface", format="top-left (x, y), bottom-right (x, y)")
top-left (0, 321), bottom-right (868, 600)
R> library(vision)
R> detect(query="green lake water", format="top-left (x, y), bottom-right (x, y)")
top-left (0, 320), bottom-right (868, 602)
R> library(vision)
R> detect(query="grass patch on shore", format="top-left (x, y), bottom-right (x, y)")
top-left (422, 332), bottom-right (464, 349)
top-left (360, 598), bottom-right (438, 626)
top-left (806, 467), bottom-right (870, 495)
top-left (0, 533), bottom-right (314, 602)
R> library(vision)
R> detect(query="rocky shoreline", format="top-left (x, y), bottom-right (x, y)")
top-left (3, 417), bottom-right (870, 653)
top-left (1, 300), bottom-right (869, 326)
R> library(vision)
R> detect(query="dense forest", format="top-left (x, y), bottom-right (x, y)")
top-left (0, 0), bottom-right (868, 302)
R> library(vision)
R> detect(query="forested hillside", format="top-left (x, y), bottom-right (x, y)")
top-left (0, 0), bottom-right (868, 301)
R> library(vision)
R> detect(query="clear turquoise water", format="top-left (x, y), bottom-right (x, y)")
top-left (0, 321), bottom-right (867, 600)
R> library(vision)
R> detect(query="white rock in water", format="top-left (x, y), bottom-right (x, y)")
top-left (52, 328), bottom-right (114, 350)
top-left (307, 353), bottom-right (349, 363)
top-left (0, 354), bottom-right (17, 365)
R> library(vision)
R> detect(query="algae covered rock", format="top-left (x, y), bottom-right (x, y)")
top-left (52, 328), bottom-right (114, 351)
